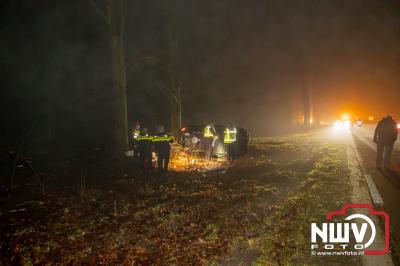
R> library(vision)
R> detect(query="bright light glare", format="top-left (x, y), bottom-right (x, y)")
top-left (333, 120), bottom-right (351, 130)
top-left (341, 114), bottom-right (350, 121)
top-left (334, 120), bottom-right (344, 130)
top-left (397, 123), bottom-right (400, 129)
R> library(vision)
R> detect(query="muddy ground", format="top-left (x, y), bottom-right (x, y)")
top-left (0, 131), bottom-right (361, 265)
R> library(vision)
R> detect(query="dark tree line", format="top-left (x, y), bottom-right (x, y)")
top-left (2, 0), bottom-right (400, 156)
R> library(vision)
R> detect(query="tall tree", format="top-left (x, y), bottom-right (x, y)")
top-left (162, 0), bottom-right (182, 135)
top-left (302, 85), bottom-right (311, 128)
top-left (90, 0), bottom-right (128, 152)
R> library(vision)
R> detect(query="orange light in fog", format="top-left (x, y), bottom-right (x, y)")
top-left (341, 114), bottom-right (350, 121)
top-left (368, 116), bottom-right (374, 121)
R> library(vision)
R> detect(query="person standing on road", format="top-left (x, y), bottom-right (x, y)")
top-left (373, 114), bottom-right (398, 169)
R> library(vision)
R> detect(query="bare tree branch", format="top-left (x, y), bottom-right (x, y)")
top-left (10, 114), bottom-right (39, 188)
top-left (89, 0), bottom-right (111, 27)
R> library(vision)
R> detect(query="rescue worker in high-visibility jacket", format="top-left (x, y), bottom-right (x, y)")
top-left (136, 128), bottom-right (153, 172)
top-left (131, 121), bottom-right (141, 158)
top-left (224, 123), bottom-right (237, 163)
top-left (153, 125), bottom-right (173, 174)
top-left (203, 124), bottom-right (216, 160)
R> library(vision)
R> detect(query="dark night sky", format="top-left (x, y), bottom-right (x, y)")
top-left (1, 0), bottom-right (400, 149)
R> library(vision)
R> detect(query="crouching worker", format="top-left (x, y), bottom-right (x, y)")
top-left (137, 128), bottom-right (153, 173)
top-left (153, 125), bottom-right (173, 174)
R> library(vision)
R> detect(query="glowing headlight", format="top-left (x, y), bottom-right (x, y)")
top-left (333, 120), bottom-right (351, 130)
top-left (334, 120), bottom-right (344, 130)
top-left (341, 114), bottom-right (350, 121)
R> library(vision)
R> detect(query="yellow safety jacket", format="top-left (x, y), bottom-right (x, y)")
top-left (224, 128), bottom-right (237, 144)
top-left (204, 125), bottom-right (214, 138)
top-left (132, 129), bottom-right (140, 139)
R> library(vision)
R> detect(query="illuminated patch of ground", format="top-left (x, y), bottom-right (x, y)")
top-left (169, 146), bottom-right (227, 172)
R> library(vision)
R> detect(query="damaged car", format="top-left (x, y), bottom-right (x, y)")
top-left (179, 125), bottom-right (249, 158)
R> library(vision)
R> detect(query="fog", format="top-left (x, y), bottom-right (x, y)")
top-left (2, 0), bottom-right (400, 149)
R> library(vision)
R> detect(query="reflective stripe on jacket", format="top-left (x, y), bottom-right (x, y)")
top-left (152, 135), bottom-right (172, 142)
top-left (137, 135), bottom-right (153, 141)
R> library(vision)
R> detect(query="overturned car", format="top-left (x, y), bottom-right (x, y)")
top-left (179, 125), bottom-right (249, 158)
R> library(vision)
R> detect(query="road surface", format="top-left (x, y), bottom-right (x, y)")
top-left (351, 124), bottom-right (400, 260)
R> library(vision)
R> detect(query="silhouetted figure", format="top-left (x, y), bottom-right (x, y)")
top-left (137, 128), bottom-right (153, 173)
top-left (203, 123), bottom-right (216, 161)
top-left (130, 121), bottom-right (141, 158)
top-left (224, 123), bottom-right (237, 163)
top-left (153, 125), bottom-right (173, 174)
top-left (374, 114), bottom-right (398, 169)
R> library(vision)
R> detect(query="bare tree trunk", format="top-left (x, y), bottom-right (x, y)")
top-left (109, 0), bottom-right (128, 152)
top-left (164, 0), bottom-right (182, 135)
top-left (312, 84), bottom-right (320, 126)
top-left (110, 34), bottom-right (128, 151)
top-left (170, 81), bottom-right (182, 134)
top-left (302, 85), bottom-right (311, 129)
top-left (90, 0), bottom-right (128, 152)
